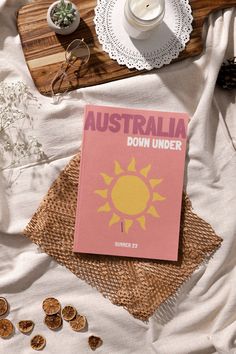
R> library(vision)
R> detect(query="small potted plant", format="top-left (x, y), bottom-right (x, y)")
top-left (47, 0), bottom-right (80, 35)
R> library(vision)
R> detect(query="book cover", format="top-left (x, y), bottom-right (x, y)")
top-left (73, 104), bottom-right (189, 261)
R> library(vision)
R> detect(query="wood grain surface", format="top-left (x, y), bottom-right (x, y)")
top-left (17, 0), bottom-right (236, 96)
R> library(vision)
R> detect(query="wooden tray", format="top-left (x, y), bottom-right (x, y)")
top-left (17, 0), bottom-right (236, 96)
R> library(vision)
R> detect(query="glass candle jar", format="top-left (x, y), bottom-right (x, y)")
top-left (123, 0), bottom-right (165, 40)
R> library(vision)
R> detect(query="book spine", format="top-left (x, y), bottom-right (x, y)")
top-left (73, 105), bottom-right (89, 251)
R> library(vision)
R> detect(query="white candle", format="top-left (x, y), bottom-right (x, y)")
top-left (130, 0), bottom-right (163, 21)
top-left (123, 0), bottom-right (165, 40)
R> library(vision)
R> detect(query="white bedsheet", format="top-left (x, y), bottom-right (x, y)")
top-left (0, 1), bottom-right (235, 353)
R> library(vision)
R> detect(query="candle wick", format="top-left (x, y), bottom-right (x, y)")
top-left (146, 4), bottom-right (150, 7)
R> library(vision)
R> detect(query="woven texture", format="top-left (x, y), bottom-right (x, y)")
top-left (23, 153), bottom-right (222, 321)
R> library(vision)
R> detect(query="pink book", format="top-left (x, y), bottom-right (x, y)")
top-left (73, 105), bottom-right (189, 261)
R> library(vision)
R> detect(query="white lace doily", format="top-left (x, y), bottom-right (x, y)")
top-left (94, 0), bottom-right (193, 70)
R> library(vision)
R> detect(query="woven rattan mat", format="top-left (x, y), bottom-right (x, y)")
top-left (24, 153), bottom-right (222, 321)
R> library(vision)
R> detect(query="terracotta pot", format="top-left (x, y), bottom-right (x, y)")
top-left (47, 0), bottom-right (80, 35)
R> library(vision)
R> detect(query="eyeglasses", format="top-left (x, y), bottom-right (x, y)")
top-left (51, 39), bottom-right (90, 103)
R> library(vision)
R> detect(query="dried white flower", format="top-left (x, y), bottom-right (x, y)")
top-left (0, 81), bottom-right (46, 186)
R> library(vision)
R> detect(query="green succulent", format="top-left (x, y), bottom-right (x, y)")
top-left (51, 0), bottom-right (76, 28)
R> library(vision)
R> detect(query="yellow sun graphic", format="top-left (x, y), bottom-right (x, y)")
top-left (94, 158), bottom-right (166, 234)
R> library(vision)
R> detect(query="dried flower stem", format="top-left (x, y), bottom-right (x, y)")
top-left (0, 81), bottom-right (46, 186)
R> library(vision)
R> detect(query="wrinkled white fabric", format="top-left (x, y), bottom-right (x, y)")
top-left (0, 1), bottom-right (235, 353)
